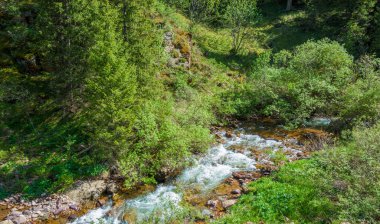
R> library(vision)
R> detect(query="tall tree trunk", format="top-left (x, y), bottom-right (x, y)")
top-left (286, 0), bottom-right (292, 11)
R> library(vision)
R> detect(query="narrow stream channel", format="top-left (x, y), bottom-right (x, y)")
top-left (71, 127), bottom-right (303, 224)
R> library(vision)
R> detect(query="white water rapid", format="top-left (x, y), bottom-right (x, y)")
top-left (71, 129), bottom-right (301, 224)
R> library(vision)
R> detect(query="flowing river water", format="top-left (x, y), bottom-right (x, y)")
top-left (70, 124), bottom-right (308, 224)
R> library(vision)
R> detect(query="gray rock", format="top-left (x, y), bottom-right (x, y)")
top-left (53, 207), bottom-right (64, 215)
top-left (106, 182), bottom-right (118, 194)
top-left (40, 213), bottom-right (49, 221)
top-left (65, 180), bottom-right (107, 203)
top-left (100, 171), bottom-right (110, 180)
top-left (206, 200), bottom-right (218, 208)
top-left (222, 199), bottom-right (237, 209)
top-left (0, 220), bottom-right (14, 224)
top-left (68, 214), bottom-right (78, 221)
top-left (69, 204), bottom-right (79, 211)
top-left (167, 58), bottom-right (179, 67)
top-left (10, 211), bottom-right (22, 216)
top-left (11, 215), bottom-right (27, 224)
top-left (21, 210), bottom-right (31, 216)
top-left (201, 209), bottom-right (212, 217)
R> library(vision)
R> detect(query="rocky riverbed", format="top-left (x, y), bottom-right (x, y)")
top-left (0, 174), bottom-right (120, 224)
top-left (0, 121), bottom-right (332, 224)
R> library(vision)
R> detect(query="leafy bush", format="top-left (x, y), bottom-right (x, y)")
top-left (222, 39), bottom-right (380, 127)
top-left (338, 55), bottom-right (380, 126)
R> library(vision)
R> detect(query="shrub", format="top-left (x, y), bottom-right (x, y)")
top-left (223, 39), bottom-right (369, 127)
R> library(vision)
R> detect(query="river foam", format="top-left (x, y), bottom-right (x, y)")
top-left (71, 130), bottom-right (300, 224)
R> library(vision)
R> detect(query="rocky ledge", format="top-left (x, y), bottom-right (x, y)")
top-left (0, 178), bottom-right (119, 224)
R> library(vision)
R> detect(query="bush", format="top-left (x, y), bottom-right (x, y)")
top-left (338, 55), bottom-right (380, 126)
top-left (223, 39), bottom-right (379, 128)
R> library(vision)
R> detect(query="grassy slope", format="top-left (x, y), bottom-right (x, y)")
top-left (174, 1), bottom-right (324, 70)
top-left (0, 1), bottom-right (324, 199)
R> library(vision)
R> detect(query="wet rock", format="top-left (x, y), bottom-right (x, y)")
top-left (222, 199), bottom-right (237, 209)
top-left (225, 131), bottom-right (233, 138)
top-left (105, 210), bottom-right (113, 217)
top-left (232, 172), bottom-right (260, 181)
top-left (97, 198), bottom-right (107, 207)
top-left (215, 133), bottom-right (222, 139)
top-left (228, 144), bottom-right (246, 153)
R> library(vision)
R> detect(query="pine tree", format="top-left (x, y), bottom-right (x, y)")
top-left (83, 0), bottom-right (137, 160)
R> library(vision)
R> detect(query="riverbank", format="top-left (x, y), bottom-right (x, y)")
top-left (0, 121), bottom-right (332, 224)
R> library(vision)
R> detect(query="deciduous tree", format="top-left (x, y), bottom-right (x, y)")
top-left (225, 0), bottom-right (259, 55)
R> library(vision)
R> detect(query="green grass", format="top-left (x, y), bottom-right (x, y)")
top-left (215, 123), bottom-right (380, 224)
top-left (0, 150), bottom-right (107, 199)
top-left (158, 1), bottom-right (326, 74)
top-left (214, 159), bottom-right (334, 224)
top-left (0, 109), bottom-right (107, 199)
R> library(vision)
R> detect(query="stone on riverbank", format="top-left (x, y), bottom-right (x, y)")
top-left (222, 199), bottom-right (237, 209)
top-left (65, 180), bottom-right (107, 203)
top-left (0, 220), bottom-right (14, 224)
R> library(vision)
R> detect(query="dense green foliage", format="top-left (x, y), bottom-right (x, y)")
top-left (217, 124), bottom-right (380, 223)
top-left (223, 39), bottom-right (380, 127)
top-left (1, 5), bottom-right (380, 224)
top-left (0, 0), bottom-right (217, 197)
top-left (303, 0), bottom-right (380, 56)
